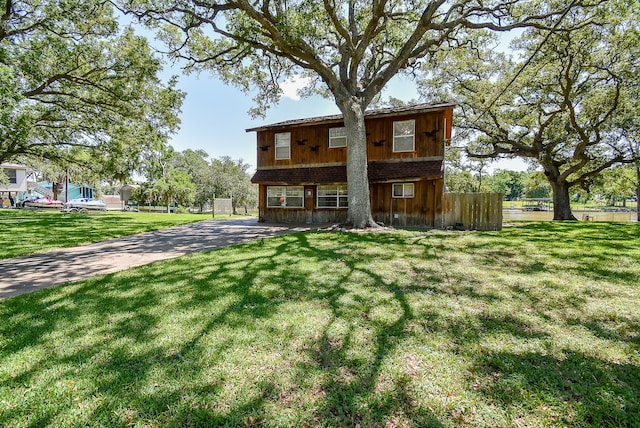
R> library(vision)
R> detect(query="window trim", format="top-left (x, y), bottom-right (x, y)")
top-left (392, 120), bottom-right (416, 153)
top-left (266, 185), bottom-right (304, 208)
top-left (316, 184), bottom-right (348, 208)
top-left (275, 132), bottom-right (291, 160)
top-left (392, 183), bottom-right (415, 199)
top-left (328, 127), bottom-right (347, 148)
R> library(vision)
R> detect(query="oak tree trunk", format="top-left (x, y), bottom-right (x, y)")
top-left (340, 100), bottom-right (377, 228)
top-left (550, 179), bottom-right (577, 221)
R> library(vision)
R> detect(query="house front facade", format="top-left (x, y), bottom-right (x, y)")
top-left (249, 102), bottom-right (454, 227)
top-left (1, 164), bottom-right (29, 206)
top-left (0, 164), bottom-right (29, 193)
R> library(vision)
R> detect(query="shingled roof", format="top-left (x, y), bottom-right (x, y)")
top-left (251, 160), bottom-right (443, 184)
top-left (246, 101), bottom-right (455, 132)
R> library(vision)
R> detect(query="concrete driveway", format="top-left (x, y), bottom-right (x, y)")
top-left (0, 218), bottom-right (315, 299)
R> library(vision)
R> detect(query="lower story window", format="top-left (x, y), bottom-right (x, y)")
top-left (317, 185), bottom-right (348, 208)
top-left (267, 186), bottom-right (304, 208)
top-left (392, 183), bottom-right (415, 198)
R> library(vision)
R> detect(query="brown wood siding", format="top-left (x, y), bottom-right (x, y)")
top-left (370, 179), bottom-right (443, 227)
top-left (444, 108), bottom-right (453, 142)
top-left (258, 183), bottom-right (349, 224)
top-left (258, 184), bottom-right (266, 220)
top-left (260, 180), bottom-right (443, 226)
top-left (256, 109), bottom-right (451, 168)
top-left (261, 207), bottom-right (348, 224)
top-left (257, 124), bottom-right (347, 168)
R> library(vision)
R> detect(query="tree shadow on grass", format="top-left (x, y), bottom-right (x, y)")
top-left (463, 222), bottom-right (640, 284)
top-left (1, 227), bottom-right (639, 427)
top-left (566, 315), bottom-right (640, 347)
top-left (470, 350), bottom-right (640, 427)
top-left (295, 281), bottom-right (445, 426)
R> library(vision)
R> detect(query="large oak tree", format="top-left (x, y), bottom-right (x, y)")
top-left (424, 1), bottom-right (639, 220)
top-left (0, 0), bottom-right (184, 177)
top-left (120, 0), bottom-right (589, 227)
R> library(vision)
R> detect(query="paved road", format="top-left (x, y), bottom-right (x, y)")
top-left (0, 218), bottom-right (315, 299)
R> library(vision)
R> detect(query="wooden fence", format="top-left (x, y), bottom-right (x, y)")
top-left (442, 193), bottom-right (503, 231)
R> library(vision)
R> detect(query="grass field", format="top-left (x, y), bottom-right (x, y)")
top-left (1, 222), bottom-right (639, 427)
top-left (0, 210), bottom-right (243, 260)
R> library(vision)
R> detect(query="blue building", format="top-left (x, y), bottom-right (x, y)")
top-left (37, 181), bottom-right (96, 200)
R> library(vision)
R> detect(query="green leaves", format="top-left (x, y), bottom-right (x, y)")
top-left (422, 1), bottom-right (640, 218)
top-left (1, 0), bottom-right (184, 176)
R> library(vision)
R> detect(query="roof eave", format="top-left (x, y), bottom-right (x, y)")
top-left (246, 101), bottom-right (456, 133)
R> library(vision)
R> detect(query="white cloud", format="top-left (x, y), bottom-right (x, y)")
top-left (279, 75), bottom-right (311, 101)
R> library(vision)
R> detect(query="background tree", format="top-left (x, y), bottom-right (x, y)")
top-left (485, 170), bottom-right (526, 201)
top-left (444, 146), bottom-right (490, 192)
top-left (131, 182), bottom-right (156, 208)
top-left (613, 59), bottom-right (640, 221)
top-left (0, 0), bottom-right (184, 177)
top-left (210, 157), bottom-right (256, 215)
top-left (153, 168), bottom-right (196, 212)
top-left (425, 1), bottom-right (639, 220)
top-left (121, 0), bottom-right (584, 227)
top-left (0, 167), bottom-right (9, 186)
top-left (524, 172), bottom-right (552, 199)
top-left (169, 150), bottom-right (257, 213)
top-left (591, 166), bottom-right (636, 207)
top-left (445, 170), bottom-right (478, 193)
top-left (172, 149), bottom-right (215, 211)
top-left (137, 147), bottom-right (196, 211)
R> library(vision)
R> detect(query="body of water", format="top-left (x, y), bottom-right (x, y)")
top-left (503, 209), bottom-right (638, 222)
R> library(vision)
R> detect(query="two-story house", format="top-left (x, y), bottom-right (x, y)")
top-left (249, 102), bottom-right (454, 227)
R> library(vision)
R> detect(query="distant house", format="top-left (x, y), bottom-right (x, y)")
top-left (0, 164), bottom-right (29, 192)
top-left (64, 183), bottom-right (95, 200)
top-left (248, 102), bottom-right (454, 226)
top-left (37, 181), bottom-right (95, 201)
top-left (0, 164), bottom-right (29, 206)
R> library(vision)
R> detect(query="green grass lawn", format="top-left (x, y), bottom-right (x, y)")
top-left (0, 210), bottom-right (248, 260)
top-left (1, 222), bottom-right (638, 427)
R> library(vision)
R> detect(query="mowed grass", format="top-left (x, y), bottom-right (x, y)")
top-left (1, 222), bottom-right (639, 427)
top-left (0, 210), bottom-right (216, 260)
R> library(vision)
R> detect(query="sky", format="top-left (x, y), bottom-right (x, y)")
top-left (154, 31), bottom-right (529, 174)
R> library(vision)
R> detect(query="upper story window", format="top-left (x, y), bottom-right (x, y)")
top-left (275, 132), bottom-right (291, 160)
top-left (4, 169), bottom-right (17, 184)
top-left (392, 183), bottom-right (415, 198)
top-left (329, 127), bottom-right (347, 148)
top-left (393, 120), bottom-right (415, 152)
